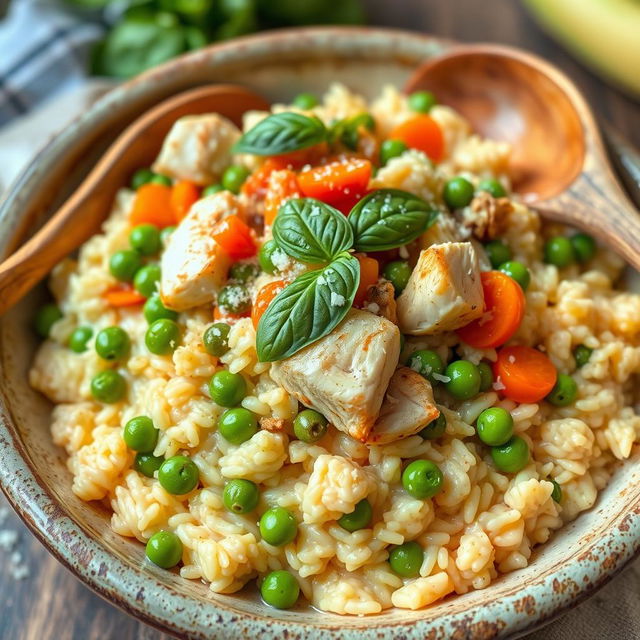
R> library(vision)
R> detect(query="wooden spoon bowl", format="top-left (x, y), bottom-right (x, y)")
top-left (0, 85), bottom-right (269, 315)
top-left (405, 44), bottom-right (640, 269)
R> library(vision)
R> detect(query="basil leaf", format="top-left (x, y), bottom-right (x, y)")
top-left (256, 253), bottom-right (359, 362)
top-left (349, 189), bottom-right (439, 252)
top-left (233, 112), bottom-right (327, 155)
top-left (273, 198), bottom-right (354, 264)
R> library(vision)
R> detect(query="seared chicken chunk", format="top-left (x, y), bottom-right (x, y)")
top-left (153, 114), bottom-right (240, 185)
top-left (160, 192), bottom-right (240, 311)
top-left (366, 367), bottom-right (440, 445)
top-left (270, 309), bottom-right (400, 441)
top-left (397, 242), bottom-right (484, 335)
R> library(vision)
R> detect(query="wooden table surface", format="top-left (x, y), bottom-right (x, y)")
top-left (1, 1), bottom-right (639, 639)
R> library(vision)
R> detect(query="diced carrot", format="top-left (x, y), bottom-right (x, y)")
top-left (103, 285), bottom-right (146, 307)
top-left (388, 114), bottom-right (445, 162)
top-left (241, 159), bottom-right (281, 199)
top-left (494, 345), bottom-right (558, 403)
top-left (354, 255), bottom-right (379, 306)
top-left (130, 183), bottom-right (176, 228)
top-left (171, 180), bottom-right (200, 222)
top-left (264, 170), bottom-right (301, 226)
top-left (298, 157), bottom-right (372, 208)
top-left (252, 280), bottom-right (286, 328)
top-left (212, 214), bottom-right (257, 260)
top-left (457, 271), bottom-right (525, 349)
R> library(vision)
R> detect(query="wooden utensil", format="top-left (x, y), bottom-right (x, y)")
top-left (0, 85), bottom-right (269, 315)
top-left (404, 44), bottom-right (640, 269)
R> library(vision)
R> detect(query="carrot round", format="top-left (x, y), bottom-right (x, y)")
top-left (457, 271), bottom-right (525, 349)
top-left (171, 180), bottom-right (200, 222)
top-left (212, 214), bottom-right (256, 260)
top-left (494, 345), bottom-right (558, 403)
top-left (264, 170), bottom-right (300, 226)
top-left (298, 157), bottom-right (372, 208)
top-left (252, 280), bottom-right (286, 328)
top-left (130, 183), bottom-right (176, 228)
top-left (103, 285), bottom-right (146, 307)
top-left (354, 255), bottom-right (379, 306)
top-left (388, 114), bottom-right (445, 162)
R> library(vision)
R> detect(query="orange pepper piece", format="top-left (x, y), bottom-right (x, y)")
top-left (103, 285), bottom-right (146, 307)
top-left (252, 280), bottom-right (286, 328)
top-left (388, 114), bottom-right (445, 162)
top-left (171, 180), bottom-right (200, 222)
top-left (212, 214), bottom-right (257, 260)
top-left (130, 183), bottom-right (176, 228)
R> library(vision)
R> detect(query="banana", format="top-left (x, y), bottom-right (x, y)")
top-left (523, 0), bottom-right (640, 97)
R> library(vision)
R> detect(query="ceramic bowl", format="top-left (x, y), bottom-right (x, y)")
top-left (1, 27), bottom-right (639, 640)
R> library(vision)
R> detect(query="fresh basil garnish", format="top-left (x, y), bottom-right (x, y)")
top-left (256, 253), bottom-right (359, 362)
top-left (349, 189), bottom-right (439, 252)
top-left (233, 112), bottom-right (328, 156)
top-left (273, 198), bottom-right (354, 264)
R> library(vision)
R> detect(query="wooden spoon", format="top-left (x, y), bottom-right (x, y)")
top-left (404, 44), bottom-right (640, 269)
top-left (0, 85), bottom-right (270, 315)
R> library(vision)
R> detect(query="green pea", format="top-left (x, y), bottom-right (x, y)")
top-left (202, 183), bottom-right (224, 197)
top-left (551, 479), bottom-right (563, 503)
top-left (123, 416), bottom-right (158, 453)
top-left (160, 226), bottom-right (175, 246)
top-left (144, 319), bottom-right (180, 355)
top-left (95, 326), bottom-right (130, 361)
top-left (203, 323), bottom-right (231, 357)
top-left (340, 113), bottom-right (376, 149)
top-left (546, 373), bottom-right (577, 406)
top-left (209, 370), bottom-right (246, 407)
top-left (419, 412), bottom-right (446, 440)
top-left (443, 176), bottom-right (474, 209)
top-left (401, 460), bottom-right (443, 499)
top-left (143, 295), bottom-right (178, 324)
top-left (259, 507), bottom-right (298, 546)
top-left (34, 303), bottom-right (63, 338)
top-left (292, 92), bottom-right (319, 110)
top-left (223, 479), bottom-right (260, 514)
top-left (407, 349), bottom-right (445, 384)
top-left (229, 262), bottom-right (260, 283)
top-left (477, 362), bottom-right (494, 392)
top-left (218, 284), bottom-right (251, 314)
top-left (221, 165), bottom-right (250, 194)
top-left (134, 264), bottom-right (161, 298)
top-left (129, 224), bottom-right (161, 256)
top-left (218, 408), bottom-right (257, 445)
top-left (408, 90), bottom-right (437, 113)
top-left (131, 168), bottom-right (155, 190)
top-left (293, 409), bottom-right (328, 443)
top-left (476, 407), bottom-right (513, 446)
top-left (90, 370), bottom-right (126, 403)
top-left (491, 435), bottom-right (529, 473)
top-left (258, 240), bottom-right (281, 274)
top-left (573, 344), bottom-right (593, 368)
top-left (499, 260), bottom-right (530, 291)
top-left (445, 360), bottom-right (481, 400)
top-left (134, 452), bottom-right (164, 478)
top-left (389, 541), bottom-right (423, 577)
top-left (109, 249), bottom-right (143, 282)
top-left (544, 236), bottom-right (575, 268)
top-left (477, 178), bottom-right (507, 198)
top-left (150, 174), bottom-right (172, 186)
top-left (383, 260), bottom-right (412, 295)
top-left (484, 240), bottom-right (512, 269)
top-left (158, 455), bottom-right (199, 495)
top-left (145, 530), bottom-right (183, 569)
top-left (571, 233), bottom-right (597, 263)
top-left (260, 570), bottom-right (300, 609)
top-left (338, 498), bottom-right (372, 532)
top-left (68, 326), bottom-right (93, 353)
top-left (379, 139), bottom-right (408, 165)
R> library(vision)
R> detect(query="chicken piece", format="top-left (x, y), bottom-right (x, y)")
top-left (366, 367), bottom-right (440, 445)
top-left (397, 242), bottom-right (484, 335)
top-left (363, 280), bottom-right (397, 324)
top-left (153, 113), bottom-right (240, 185)
top-left (270, 309), bottom-right (400, 442)
top-left (160, 192), bottom-right (240, 311)
top-left (457, 192), bottom-right (512, 241)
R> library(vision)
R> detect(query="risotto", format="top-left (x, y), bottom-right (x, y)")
top-left (29, 84), bottom-right (640, 615)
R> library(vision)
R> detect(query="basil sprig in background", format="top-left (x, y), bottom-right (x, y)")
top-left (256, 190), bottom-right (438, 362)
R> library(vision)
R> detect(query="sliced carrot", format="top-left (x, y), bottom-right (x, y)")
top-left (494, 345), bottom-right (558, 403)
top-left (103, 285), bottom-right (146, 307)
top-left (354, 255), bottom-right (379, 306)
top-left (252, 280), bottom-right (286, 328)
top-left (212, 214), bottom-right (257, 260)
top-left (171, 180), bottom-right (200, 222)
top-left (264, 169), bottom-right (301, 226)
top-left (298, 157), bottom-right (372, 208)
top-left (388, 114), bottom-right (445, 162)
top-left (130, 183), bottom-right (176, 228)
top-left (457, 271), bottom-right (525, 349)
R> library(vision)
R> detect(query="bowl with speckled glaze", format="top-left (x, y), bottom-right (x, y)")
top-left (1, 26), bottom-right (640, 640)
